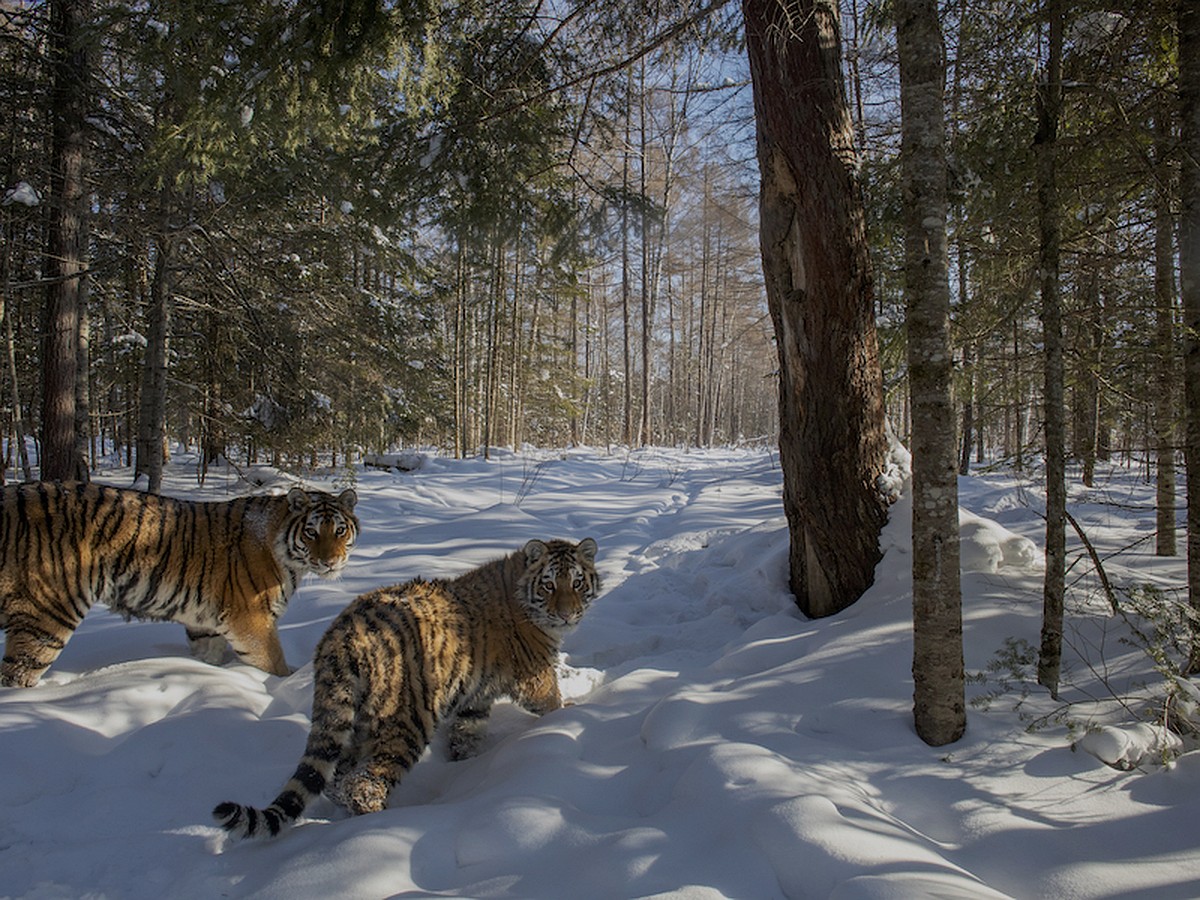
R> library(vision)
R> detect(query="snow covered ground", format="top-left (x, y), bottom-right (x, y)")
top-left (0, 445), bottom-right (1196, 899)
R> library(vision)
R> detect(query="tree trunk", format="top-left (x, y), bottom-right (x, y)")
top-left (1154, 108), bottom-right (1177, 557)
top-left (1180, 0), bottom-right (1200, 669)
top-left (897, 0), bottom-right (965, 746)
top-left (1075, 270), bottom-right (1101, 489)
top-left (135, 237), bottom-right (173, 493)
top-left (74, 287), bottom-right (91, 473)
top-left (41, 0), bottom-right (90, 483)
top-left (743, 0), bottom-right (890, 618)
top-left (1036, 0), bottom-right (1066, 697)
top-left (621, 65), bottom-right (635, 447)
top-left (3, 299), bottom-right (31, 481)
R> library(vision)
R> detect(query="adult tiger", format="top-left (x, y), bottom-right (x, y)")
top-left (0, 481), bottom-right (358, 687)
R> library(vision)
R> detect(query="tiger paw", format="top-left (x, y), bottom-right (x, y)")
top-left (340, 771), bottom-right (391, 815)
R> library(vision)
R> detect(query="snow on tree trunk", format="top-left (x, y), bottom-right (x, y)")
top-left (742, 0), bottom-right (889, 618)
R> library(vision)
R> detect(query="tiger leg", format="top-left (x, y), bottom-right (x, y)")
top-left (511, 666), bottom-right (564, 716)
top-left (338, 718), bottom-right (433, 815)
top-left (1, 593), bottom-right (84, 688)
top-left (223, 611), bottom-right (291, 677)
top-left (185, 628), bottom-right (229, 665)
top-left (447, 701), bottom-right (494, 761)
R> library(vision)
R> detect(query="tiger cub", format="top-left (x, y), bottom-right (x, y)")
top-left (214, 536), bottom-right (600, 840)
top-left (0, 482), bottom-right (358, 687)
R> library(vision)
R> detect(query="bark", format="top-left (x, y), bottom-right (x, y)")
top-left (1180, 0), bottom-right (1200, 668)
top-left (0, 212), bottom-right (30, 482)
top-left (1154, 109), bottom-right (1177, 557)
top-left (74, 287), bottom-right (91, 472)
top-left (3, 298), bottom-right (31, 481)
top-left (135, 238), bottom-right (173, 493)
top-left (958, 247), bottom-right (973, 476)
top-left (41, 0), bottom-right (91, 483)
top-left (1075, 270), bottom-right (1101, 489)
top-left (743, 0), bottom-right (890, 618)
top-left (621, 66), bottom-right (635, 447)
top-left (897, 0), bottom-right (965, 746)
top-left (1036, 0), bottom-right (1066, 697)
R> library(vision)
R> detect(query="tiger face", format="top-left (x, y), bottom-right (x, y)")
top-left (520, 537), bottom-right (599, 631)
top-left (285, 488), bottom-right (359, 577)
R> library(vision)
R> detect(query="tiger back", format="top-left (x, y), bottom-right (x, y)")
top-left (213, 536), bottom-right (600, 840)
top-left (0, 482), bottom-right (358, 687)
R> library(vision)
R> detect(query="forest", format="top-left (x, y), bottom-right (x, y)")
top-left (2, 0), bottom-right (777, 478)
top-left (3, 2), bottom-right (1200, 891)
top-left (0, 0), bottom-right (1188, 492)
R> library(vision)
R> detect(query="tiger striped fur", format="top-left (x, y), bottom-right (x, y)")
top-left (213, 536), bottom-right (600, 840)
top-left (0, 482), bottom-right (358, 687)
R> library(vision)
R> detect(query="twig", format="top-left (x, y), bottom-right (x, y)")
top-left (1065, 508), bottom-right (1118, 614)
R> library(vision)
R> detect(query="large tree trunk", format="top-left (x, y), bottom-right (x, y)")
top-left (1180, 0), bottom-right (1200, 669)
top-left (1036, 0), bottom-right (1066, 697)
top-left (743, 0), bottom-right (889, 618)
top-left (897, 0), bottom-right (965, 746)
top-left (41, 0), bottom-right (91, 483)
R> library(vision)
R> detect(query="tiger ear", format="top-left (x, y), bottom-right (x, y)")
top-left (287, 487), bottom-right (310, 512)
top-left (337, 488), bottom-right (357, 511)
top-left (577, 537), bottom-right (597, 563)
top-left (523, 539), bottom-right (548, 563)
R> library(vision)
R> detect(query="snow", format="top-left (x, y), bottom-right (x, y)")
top-left (0, 446), bottom-right (1197, 899)
top-left (1073, 723), bottom-right (1181, 771)
top-left (2, 182), bottom-right (40, 207)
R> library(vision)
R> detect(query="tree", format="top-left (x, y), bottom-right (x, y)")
top-left (897, 0), bottom-right (964, 745)
top-left (134, 232), bottom-right (172, 492)
top-left (1035, 0), bottom-right (1066, 697)
top-left (1154, 106), bottom-right (1177, 558)
top-left (1181, 0), bottom-right (1200, 669)
top-left (41, 0), bottom-right (91, 482)
top-left (742, 0), bottom-right (890, 617)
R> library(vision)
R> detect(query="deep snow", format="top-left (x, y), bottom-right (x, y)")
top-left (0, 446), bottom-right (1196, 899)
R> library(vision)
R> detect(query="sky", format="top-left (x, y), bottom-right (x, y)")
top-left (0, 444), bottom-right (1196, 899)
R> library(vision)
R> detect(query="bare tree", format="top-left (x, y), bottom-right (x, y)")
top-left (743, 0), bottom-right (890, 617)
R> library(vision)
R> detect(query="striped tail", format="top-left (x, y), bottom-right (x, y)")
top-left (212, 759), bottom-right (330, 840)
top-left (214, 626), bottom-right (363, 840)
